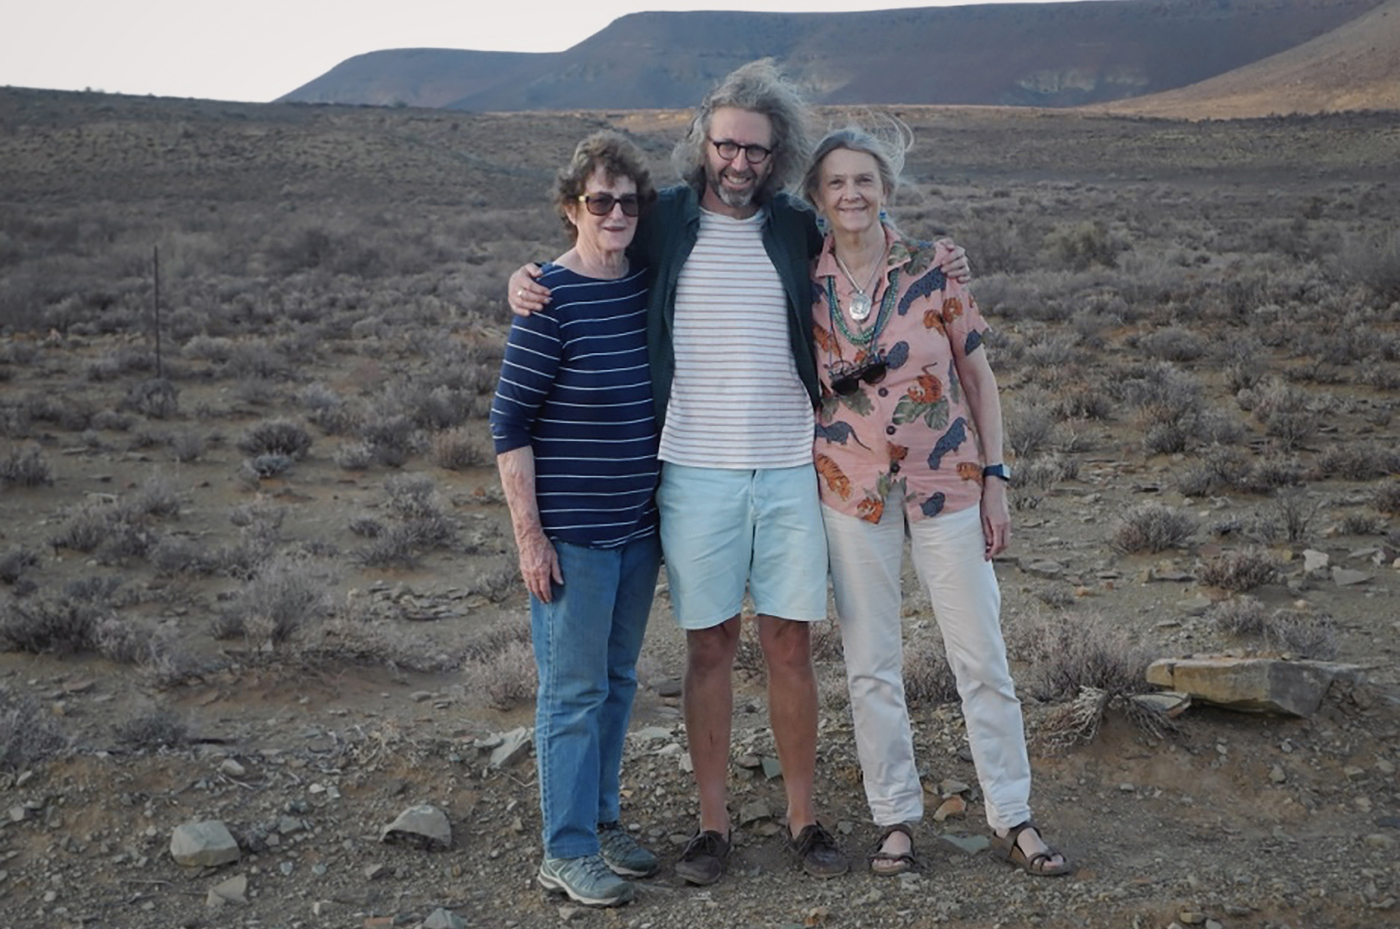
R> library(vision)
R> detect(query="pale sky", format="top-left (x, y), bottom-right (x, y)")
top-left (1, 1), bottom-right (1070, 104)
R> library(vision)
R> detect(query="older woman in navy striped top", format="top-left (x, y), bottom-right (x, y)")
top-left (489, 132), bottom-right (661, 909)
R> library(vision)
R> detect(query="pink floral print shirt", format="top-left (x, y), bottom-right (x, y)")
top-left (812, 226), bottom-right (990, 524)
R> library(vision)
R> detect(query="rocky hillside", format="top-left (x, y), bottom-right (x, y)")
top-left (278, 0), bottom-right (1385, 111)
top-left (1093, 0), bottom-right (1400, 116)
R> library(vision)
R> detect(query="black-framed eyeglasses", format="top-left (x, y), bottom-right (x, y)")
top-left (709, 138), bottom-right (774, 164)
top-left (577, 193), bottom-right (642, 217)
top-left (829, 354), bottom-right (888, 396)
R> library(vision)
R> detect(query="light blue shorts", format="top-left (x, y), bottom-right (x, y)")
top-left (656, 463), bottom-right (829, 630)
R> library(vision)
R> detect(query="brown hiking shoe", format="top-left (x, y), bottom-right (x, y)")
top-left (674, 829), bottom-right (730, 885)
top-left (790, 823), bottom-right (849, 878)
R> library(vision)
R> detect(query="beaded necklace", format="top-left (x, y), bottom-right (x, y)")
top-left (825, 264), bottom-right (901, 350)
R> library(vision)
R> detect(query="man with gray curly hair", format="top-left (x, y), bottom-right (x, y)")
top-left (510, 60), bottom-right (965, 886)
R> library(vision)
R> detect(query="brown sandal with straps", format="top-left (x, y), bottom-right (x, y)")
top-left (869, 822), bottom-right (917, 876)
top-left (992, 821), bottom-right (1072, 877)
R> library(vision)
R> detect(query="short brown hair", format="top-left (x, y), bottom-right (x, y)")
top-left (552, 132), bottom-right (656, 240)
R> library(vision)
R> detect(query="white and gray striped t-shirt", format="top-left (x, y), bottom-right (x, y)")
top-left (658, 208), bottom-right (815, 469)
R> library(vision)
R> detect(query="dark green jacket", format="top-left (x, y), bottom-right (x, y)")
top-left (630, 184), bottom-right (824, 430)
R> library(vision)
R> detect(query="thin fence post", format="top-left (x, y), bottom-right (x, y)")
top-left (152, 245), bottom-right (163, 379)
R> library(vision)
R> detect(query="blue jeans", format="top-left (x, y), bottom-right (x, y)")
top-left (531, 533), bottom-right (661, 859)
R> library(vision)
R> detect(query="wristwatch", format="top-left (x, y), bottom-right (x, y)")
top-left (982, 463), bottom-right (1012, 481)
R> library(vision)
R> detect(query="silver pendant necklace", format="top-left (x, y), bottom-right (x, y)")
top-left (832, 249), bottom-right (881, 322)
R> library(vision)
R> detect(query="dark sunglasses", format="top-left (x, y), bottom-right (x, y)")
top-left (577, 193), bottom-right (642, 217)
top-left (710, 138), bottom-right (774, 164)
top-left (830, 355), bottom-right (888, 396)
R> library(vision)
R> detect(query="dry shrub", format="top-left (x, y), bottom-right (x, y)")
top-left (1112, 362), bottom-right (1204, 428)
top-left (1197, 547), bottom-right (1279, 592)
top-left (214, 555), bottom-right (332, 647)
top-left (1338, 512), bottom-right (1384, 536)
top-left (237, 419), bottom-right (312, 459)
top-left (1270, 487), bottom-right (1321, 543)
top-left (1042, 220), bottom-right (1116, 271)
top-left (1340, 227), bottom-right (1400, 303)
top-left (0, 593), bottom-right (106, 654)
top-left (434, 427), bottom-right (487, 471)
top-left (1209, 598), bottom-right (1338, 658)
top-left (114, 710), bottom-right (189, 750)
top-left (1316, 441), bottom-right (1400, 481)
top-left (1004, 401), bottom-right (1060, 460)
top-left (0, 686), bottom-right (68, 770)
top-left (127, 378), bottom-right (179, 419)
top-left (1009, 610), bottom-right (1153, 703)
top-left (1112, 504), bottom-right (1196, 554)
top-left (0, 443), bottom-right (53, 487)
top-left (0, 548), bottom-right (39, 586)
top-left (902, 635), bottom-right (960, 707)
top-left (466, 557), bottom-right (522, 603)
top-left (1035, 685), bottom-right (1178, 755)
top-left (460, 616), bottom-right (536, 709)
top-left (1375, 481), bottom-right (1400, 516)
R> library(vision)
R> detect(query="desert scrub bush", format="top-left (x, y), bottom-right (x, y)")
top-left (358, 411), bottom-right (423, 468)
top-left (460, 638), bottom-right (536, 709)
top-left (0, 592), bottom-right (107, 654)
top-left (1315, 441), bottom-right (1400, 481)
top-left (1009, 610), bottom-right (1153, 703)
top-left (902, 635), bottom-right (960, 707)
top-left (1337, 512), bottom-right (1384, 536)
top-left (126, 378), bottom-right (179, 419)
top-left (167, 429), bottom-right (205, 463)
top-left (211, 555), bottom-right (332, 647)
top-left (466, 556), bottom-right (522, 603)
top-left (1110, 362), bottom-right (1204, 429)
top-left (1208, 599), bottom-right (1337, 659)
top-left (0, 443), bottom-right (53, 486)
top-left (1003, 398), bottom-right (1059, 460)
top-left (1374, 481), bottom-right (1400, 515)
top-left (1112, 504), bottom-right (1197, 554)
top-left (1041, 220), bottom-right (1117, 271)
top-left (114, 710), bottom-right (189, 750)
top-left (0, 686), bottom-right (68, 770)
top-left (1340, 227), bottom-right (1400, 304)
top-left (0, 548), bottom-right (39, 586)
top-left (1137, 326), bottom-right (1206, 363)
top-left (433, 427), bottom-right (487, 471)
top-left (1197, 547), bottom-right (1279, 592)
top-left (237, 419), bottom-right (312, 459)
top-left (299, 383), bottom-right (357, 435)
top-left (1270, 487), bottom-right (1322, 543)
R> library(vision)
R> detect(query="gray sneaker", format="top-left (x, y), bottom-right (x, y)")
top-left (598, 822), bottom-right (659, 877)
top-left (537, 853), bottom-right (635, 907)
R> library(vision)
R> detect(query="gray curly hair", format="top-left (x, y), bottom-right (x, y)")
top-left (801, 122), bottom-right (911, 210)
top-left (671, 59), bottom-right (815, 202)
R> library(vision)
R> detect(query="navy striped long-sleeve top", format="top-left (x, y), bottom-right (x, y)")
top-left (489, 263), bottom-right (660, 548)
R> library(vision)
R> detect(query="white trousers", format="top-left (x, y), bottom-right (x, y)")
top-left (823, 493), bottom-right (1033, 831)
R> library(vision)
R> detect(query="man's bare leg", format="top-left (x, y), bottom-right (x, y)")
top-left (683, 616), bottom-right (741, 835)
top-left (757, 615), bottom-right (818, 836)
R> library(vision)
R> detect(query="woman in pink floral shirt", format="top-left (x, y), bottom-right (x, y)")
top-left (802, 127), bottom-right (1070, 878)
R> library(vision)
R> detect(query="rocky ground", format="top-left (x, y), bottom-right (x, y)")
top-left (3, 571), bottom-right (1398, 929)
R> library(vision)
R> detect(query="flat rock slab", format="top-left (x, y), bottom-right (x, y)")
top-left (171, 820), bottom-right (241, 868)
top-left (1146, 656), bottom-right (1363, 717)
top-left (380, 804), bottom-right (452, 850)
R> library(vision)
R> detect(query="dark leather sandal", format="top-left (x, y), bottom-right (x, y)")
top-left (992, 820), bottom-right (1072, 877)
top-left (869, 822), bottom-right (917, 876)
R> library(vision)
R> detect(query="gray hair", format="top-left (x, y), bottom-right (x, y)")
top-left (801, 122), bottom-right (911, 210)
top-left (671, 59), bottom-right (814, 202)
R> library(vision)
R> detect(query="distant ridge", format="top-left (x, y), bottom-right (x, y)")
top-left (279, 0), bottom-right (1387, 112)
top-left (1093, 0), bottom-right (1400, 116)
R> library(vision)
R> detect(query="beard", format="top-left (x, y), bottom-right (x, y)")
top-left (706, 161), bottom-right (765, 210)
